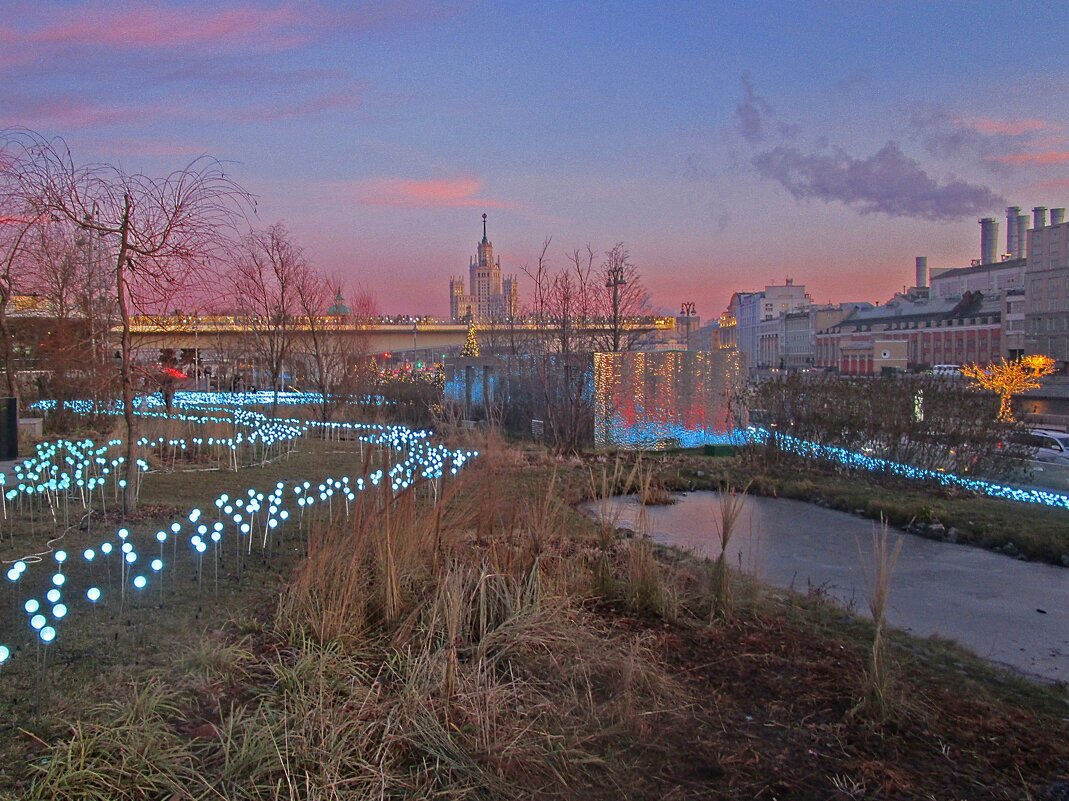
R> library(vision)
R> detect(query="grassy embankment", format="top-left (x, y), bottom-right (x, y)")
top-left (0, 429), bottom-right (1067, 799)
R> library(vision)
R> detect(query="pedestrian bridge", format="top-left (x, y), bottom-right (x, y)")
top-left (125, 315), bottom-right (677, 359)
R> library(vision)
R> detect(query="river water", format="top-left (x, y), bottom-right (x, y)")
top-left (584, 492), bottom-right (1069, 682)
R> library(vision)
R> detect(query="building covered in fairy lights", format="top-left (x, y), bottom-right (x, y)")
top-left (593, 350), bottom-right (744, 448)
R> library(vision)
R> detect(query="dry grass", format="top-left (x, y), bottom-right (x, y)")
top-left (709, 483), bottom-right (749, 622)
top-left (853, 521), bottom-right (904, 723)
top-left (29, 450), bottom-right (682, 800)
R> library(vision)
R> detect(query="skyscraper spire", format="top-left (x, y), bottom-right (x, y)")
top-left (481, 212), bottom-right (488, 244)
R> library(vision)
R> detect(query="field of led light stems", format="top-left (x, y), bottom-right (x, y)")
top-left (0, 409), bottom-right (1066, 800)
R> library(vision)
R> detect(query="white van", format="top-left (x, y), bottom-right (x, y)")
top-left (930, 364), bottom-right (962, 378)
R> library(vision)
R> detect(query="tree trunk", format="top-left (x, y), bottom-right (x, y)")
top-left (117, 198), bottom-right (138, 514)
top-left (0, 289), bottom-right (18, 401)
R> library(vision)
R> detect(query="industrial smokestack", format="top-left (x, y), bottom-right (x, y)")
top-left (1034, 206), bottom-right (1048, 229)
top-left (915, 256), bottom-right (928, 288)
top-left (1006, 206), bottom-right (1021, 257)
top-left (979, 217), bottom-right (999, 265)
top-left (1052, 208), bottom-right (1066, 225)
top-left (1016, 215), bottom-right (1029, 258)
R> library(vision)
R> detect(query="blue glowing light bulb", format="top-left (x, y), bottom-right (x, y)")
top-left (118, 529), bottom-right (129, 540)
top-left (40, 626), bottom-right (55, 643)
top-left (86, 587), bottom-right (101, 602)
top-left (151, 559), bottom-right (163, 572)
top-left (24, 599), bottom-right (39, 614)
top-left (46, 589), bottom-right (61, 603)
top-left (55, 550), bottom-right (67, 564)
top-left (101, 542), bottom-right (113, 555)
top-left (170, 522), bottom-right (181, 534)
top-left (0, 645), bottom-right (9, 664)
top-left (30, 614), bottom-right (45, 630)
top-left (52, 604), bottom-right (67, 619)
top-left (156, 531), bottom-right (166, 543)
top-left (52, 573), bottom-right (65, 587)
top-left (133, 576), bottom-right (147, 589)
top-left (125, 552), bottom-right (136, 565)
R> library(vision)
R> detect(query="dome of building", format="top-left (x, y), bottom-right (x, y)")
top-left (327, 290), bottom-right (350, 316)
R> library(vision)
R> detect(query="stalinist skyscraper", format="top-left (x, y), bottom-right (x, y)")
top-left (449, 213), bottom-right (519, 322)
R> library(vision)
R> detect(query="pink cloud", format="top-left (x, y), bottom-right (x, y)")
top-left (1030, 177), bottom-right (1069, 192)
top-left (960, 116), bottom-right (1057, 137)
top-left (335, 176), bottom-right (515, 209)
top-left (28, 4), bottom-right (307, 53)
top-left (988, 150), bottom-right (1069, 166)
top-left (2, 94), bottom-right (145, 129)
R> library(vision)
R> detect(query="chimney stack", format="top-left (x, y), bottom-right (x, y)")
top-left (979, 217), bottom-right (999, 265)
top-left (1016, 214), bottom-right (1029, 258)
top-left (1052, 208), bottom-right (1066, 225)
top-left (1006, 206), bottom-right (1021, 257)
top-left (915, 256), bottom-right (928, 288)
top-left (1034, 206), bottom-right (1048, 229)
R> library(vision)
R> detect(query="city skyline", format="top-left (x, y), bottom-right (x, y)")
top-left (4, 1), bottom-right (1069, 317)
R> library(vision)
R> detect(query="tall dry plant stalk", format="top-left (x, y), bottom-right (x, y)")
top-left (709, 482), bottom-right (749, 622)
top-left (588, 458), bottom-right (627, 598)
top-left (854, 521), bottom-right (903, 722)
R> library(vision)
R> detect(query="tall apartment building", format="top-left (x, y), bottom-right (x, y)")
top-left (1024, 206), bottom-right (1069, 363)
top-left (449, 214), bottom-right (520, 322)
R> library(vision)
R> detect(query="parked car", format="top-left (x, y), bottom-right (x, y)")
top-left (1010, 429), bottom-right (1069, 465)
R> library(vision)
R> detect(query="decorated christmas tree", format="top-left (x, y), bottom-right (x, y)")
top-left (462, 319), bottom-right (480, 357)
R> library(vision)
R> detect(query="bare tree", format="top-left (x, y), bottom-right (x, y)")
top-left (0, 144), bottom-right (52, 399)
top-left (295, 272), bottom-right (378, 424)
top-left (8, 130), bottom-right (252, 512)
top-left (594, 243), bottom-right (650, 353)
top-left (230, 223), bottom-right (308, 415)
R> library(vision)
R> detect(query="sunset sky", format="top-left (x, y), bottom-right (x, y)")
top-left (4, 1), bottom-right (1069, 317)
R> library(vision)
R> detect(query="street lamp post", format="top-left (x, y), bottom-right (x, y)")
top-left (606, 264), bottom-right (627, 352)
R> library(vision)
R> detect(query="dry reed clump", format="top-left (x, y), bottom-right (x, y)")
top-left (628, 455), bottom-right (675, 506)
top-left (708, 483), bottom-right (750, 622)
top-left (31, 468), bottom-right (682, 800)
top-left (852, 521), bottom-right (904, 724)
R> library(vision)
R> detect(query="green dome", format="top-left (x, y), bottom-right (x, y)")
top-left (327, 290), bottom-right (350, 316)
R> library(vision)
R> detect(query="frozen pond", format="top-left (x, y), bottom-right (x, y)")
top-left (584, 492), bottom-right (1069, 681)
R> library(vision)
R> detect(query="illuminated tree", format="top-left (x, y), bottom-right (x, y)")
top-left (961, 355), bottom-right (1056, 421)
top-left (462, 319), bottom-right (480, 357)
